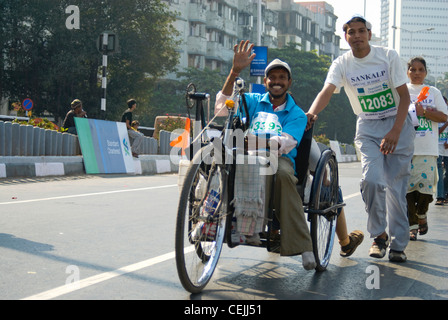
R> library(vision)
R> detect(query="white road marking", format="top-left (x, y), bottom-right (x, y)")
top-left (22, 252), bottom-right (175, 300)
top-left (22, 246), bottom-right (196, 300)
top-left (0, 184), bottom-right (178, 205)
top-left (344, 192), bottom-right (361, 200)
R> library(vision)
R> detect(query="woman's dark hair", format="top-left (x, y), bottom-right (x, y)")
top-left (407, 57), bottom-right (427, 71)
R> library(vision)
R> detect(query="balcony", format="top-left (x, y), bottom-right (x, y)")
top-left (186, 36), bottom-right (207, 55)
top-left (206, 42), bottom-right (233, 63)
top-left (206, 11), bottom-right (224, 30)
top-left (188, 3), bottom-right (207, 24)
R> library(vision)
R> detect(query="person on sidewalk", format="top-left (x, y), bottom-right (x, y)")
top-left (121, 99), bottom-right (143, 158)
top-left (306, 16), bottom-right (414, 262)
top-left (406, 57), bottom-right (448, 240)
top-left (62, 99), bottom-right (87, 135)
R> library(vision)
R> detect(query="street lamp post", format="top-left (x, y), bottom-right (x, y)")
top-left (391, 26), bottom-right (434, 58)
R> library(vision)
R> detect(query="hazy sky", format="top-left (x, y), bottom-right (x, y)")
top-left (295, 0), bottom-right (382, 48)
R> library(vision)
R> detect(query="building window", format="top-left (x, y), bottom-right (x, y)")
top-left (189, 22), bottom-right (203, 37)
top-left (188, 54), bottom-right (203, 68)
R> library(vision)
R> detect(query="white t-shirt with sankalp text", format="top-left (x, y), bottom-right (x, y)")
top-left (325, 45), bottom-right (408, 120)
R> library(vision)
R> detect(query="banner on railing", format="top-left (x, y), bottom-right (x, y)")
top-left (74, 118), bottom-right (135, 174)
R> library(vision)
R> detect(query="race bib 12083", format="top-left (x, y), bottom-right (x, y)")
top-left (358, 88), bottom-right (396, 113)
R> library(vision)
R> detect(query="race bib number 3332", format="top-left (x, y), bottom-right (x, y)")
top-left (249, 112), bottom-right (282, 136)
top-left (358, 89), bottom-right (396, 113)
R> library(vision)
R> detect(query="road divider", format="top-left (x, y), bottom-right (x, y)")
top-left (0, 155), bottom-right (181, 179)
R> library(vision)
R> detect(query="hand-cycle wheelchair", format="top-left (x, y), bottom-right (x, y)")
top-left (174, 79), bottom-right (344, 293)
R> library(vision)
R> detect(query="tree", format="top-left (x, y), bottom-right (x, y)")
top-left (140, 67), bottom-right (228, 128)
top-left (0, 0), bottom-right (180, 123)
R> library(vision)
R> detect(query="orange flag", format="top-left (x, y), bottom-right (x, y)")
top-left (416, 86), bottom-right (430, 103)
top-left (170, 118), bottom-right (191, 156)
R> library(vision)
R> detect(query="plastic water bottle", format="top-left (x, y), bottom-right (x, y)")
top-left (191, 174), bottom-right (220, 241)
top-left (195, 175), bottom-right (207, 200)
top-left (201, 174), bottom-right (220, 217)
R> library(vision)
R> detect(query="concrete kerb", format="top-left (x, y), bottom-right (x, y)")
top-left (0, 155), bottom-right (179, 179)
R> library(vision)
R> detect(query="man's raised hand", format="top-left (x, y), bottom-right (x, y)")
top-left (232, 40), bottom-right (256, 74)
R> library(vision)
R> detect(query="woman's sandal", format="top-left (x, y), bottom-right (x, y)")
top-left (435, 199), bottom-right (444, 205)
top-left (418, 219), bottom-right (428, 236)
top-left (410, 229), bottom-right (418, 241)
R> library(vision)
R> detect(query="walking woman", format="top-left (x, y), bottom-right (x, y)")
top-left (406, 57), bottom-right (448, 240)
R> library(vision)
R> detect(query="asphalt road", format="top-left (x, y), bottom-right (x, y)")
top-left (1, 162), bottom-right (447, 302)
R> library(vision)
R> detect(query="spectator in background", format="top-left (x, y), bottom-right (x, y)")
top-left (62, 99), bottom-right (87, 135)
top-left (121, 99), bottom-right (142, 157)
top-left (131, 120), bottom-right (145, 153)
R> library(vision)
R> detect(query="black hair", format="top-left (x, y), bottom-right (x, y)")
top-left (127, 99), bottom-right (136, 108)
top-left (343, 16), bottom-right (370, 33)
top-left (407, 57), bottom-right (427, 71)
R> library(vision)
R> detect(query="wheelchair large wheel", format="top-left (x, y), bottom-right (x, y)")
top-left (308, 150), bottom-right (339, 272)
top-left (175, 145), bottom-right (227, 293)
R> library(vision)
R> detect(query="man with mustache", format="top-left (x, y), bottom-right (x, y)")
top-left (214, 40), bottom-right (316, 270)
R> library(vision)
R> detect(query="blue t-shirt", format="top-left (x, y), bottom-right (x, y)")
top-left (242, 92), bottom-right (307, 166)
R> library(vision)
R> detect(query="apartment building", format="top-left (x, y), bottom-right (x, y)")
top-left (163, 0), bottom-right (275, 73)
top-left (381, 0), bottom-right (448, 81)
top-left (268, 0), bottom-right (340, 59)
top-left (162, 0), bottom-right (340, 76)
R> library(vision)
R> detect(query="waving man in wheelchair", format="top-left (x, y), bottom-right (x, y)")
top-left (214, 40), bottom-right (317, 270)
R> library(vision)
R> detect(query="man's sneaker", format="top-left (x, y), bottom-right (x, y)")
top-left (369, 235), bottom-right (389, 258)
top-left (389, 250), bottom-right (407, 262)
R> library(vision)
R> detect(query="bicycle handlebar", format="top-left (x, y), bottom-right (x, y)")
top-left (188, 93), bottom-right (210, 100)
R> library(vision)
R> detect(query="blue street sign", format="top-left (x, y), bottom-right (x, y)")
top-left (251, 83), bottom-right (266, 94)
top-left (22, 98), bottom-right (34, 111)
top-left (250, 46), bottom-right (268, 77)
